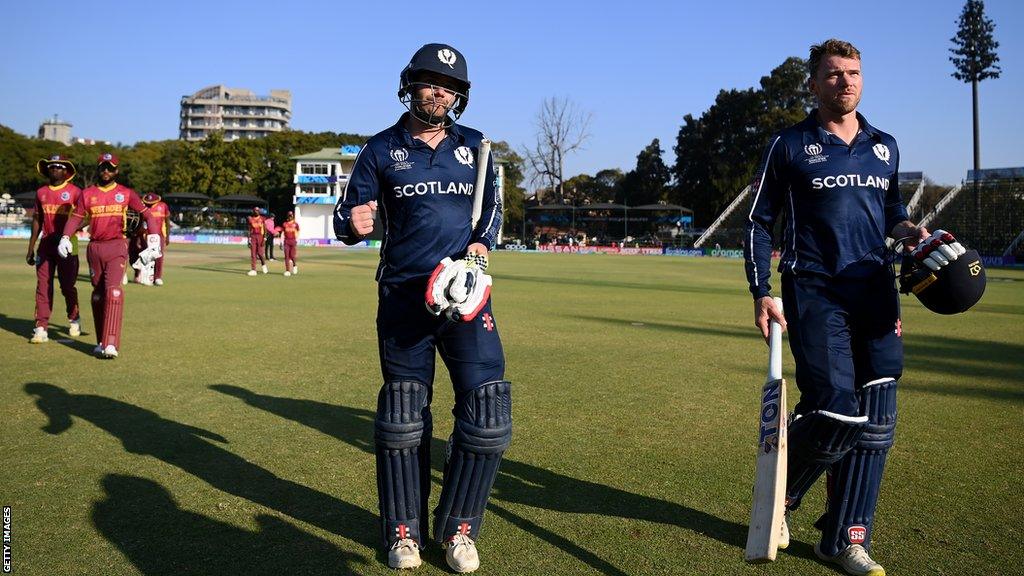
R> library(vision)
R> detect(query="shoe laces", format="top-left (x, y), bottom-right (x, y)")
top-left (844, 544), bottom-right (876, 565)
top-left (446, 533), bottom-right (475, 550)
top-left (391, 538), bottom-right (418, 553)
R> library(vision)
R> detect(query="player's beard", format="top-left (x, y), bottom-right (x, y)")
top-left (413, 98), bottom-right (452, 126)
top-left (822, 92), bottom-right (861, 116)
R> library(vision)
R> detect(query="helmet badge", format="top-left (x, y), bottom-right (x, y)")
top-left (437, 48), bottom-right (457, 69)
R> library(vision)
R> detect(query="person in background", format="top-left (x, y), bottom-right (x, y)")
top-left (280, 211), bottom-right (300, 276)
top-left (27, 154), bottom-right (82, 343)
top-left (247, 207), bottom-right (268, 276)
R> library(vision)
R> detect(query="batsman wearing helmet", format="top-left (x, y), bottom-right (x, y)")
top-left (59, 153), bottom-right (162, 358)
top-left (334, 43), bottom-right (507, 572)
top-left (743, 39), bottom-right (948, 576)
top-left (27, 154), bottom-right (83, 343)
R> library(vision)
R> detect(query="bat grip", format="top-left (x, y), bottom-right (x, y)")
top-left (767, 296), bottom-right (783, 381)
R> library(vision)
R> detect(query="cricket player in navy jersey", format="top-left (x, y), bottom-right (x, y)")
top-left (333, 43), bottom-right (507, 573)
top-left (744, 39), bottom-right (940, 576)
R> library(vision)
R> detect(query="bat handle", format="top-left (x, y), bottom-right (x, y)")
top-left (471, 139), bottom-right (491, 230)
top-left (768, 296), bottom-right (783, 382)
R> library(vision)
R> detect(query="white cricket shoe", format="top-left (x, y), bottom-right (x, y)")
top-left (815, 543), bottom-right (885, 576)
top-left (154, 278), bottom-right (164, 286)
top-left (292, 265), bottom-right (298, 275)
top-left (101, 344), bottom-right (119, 359)
top-left (93, 343), bottom-right (105, 356)
top-left (69, 320), bottom-right (81, 337)
top-left (247, 270), bottom-right (258, 276)
top-left (283, 271), bottom-right (291, 277)
top-left (261, 264), bottom-right (268, 274)
top-left (30, 327), bottom-right (48, 343)
top-left (444, 534), bottom-right (480, 573)
top-left (779, 510), bottom-right (790, 550)
top-left (387, 538), bottom-right (421, 570)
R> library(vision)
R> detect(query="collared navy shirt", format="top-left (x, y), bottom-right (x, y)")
top-left (744, 111), bottom-right (908, 299)
top-left (334, 113), bottom-right (502, 284)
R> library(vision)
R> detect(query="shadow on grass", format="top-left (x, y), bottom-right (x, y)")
top-left (210, 384), bottom-right (749, 575)
top-left (23, 383), bottom-right (377, 555)
top-left (499, 273), bottom-right (740, 297)
top-left (902, 333), bottom-right (1024, 402)
top-left (569, 314), bottom-right (762, 341)
top-left (181, 265), bottom-right (251, 276)
top-left (573, 316), bottom-right (1024, 402)
top-left (0, 313), bottom-right (96, 356)
top-left (93, 474), bottom-right (369, 575)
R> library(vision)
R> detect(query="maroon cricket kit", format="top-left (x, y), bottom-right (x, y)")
top-left (248, 214), bottom-right (266, 269)
top-left (63, 181), bottom-right (159, 349)
top-left (281, 219), bottom-right (299, 271)
top-left (34, 182), bottom-right (82, 328)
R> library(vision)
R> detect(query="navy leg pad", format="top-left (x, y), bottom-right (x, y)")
top-left (434, 381), bottom-right (512, 543)
top-left (819, 378), bottom-right (898, 556)
top-left (375, 380), bottom-right (430, 548)
top-left (786, 410), bottom-right (867, 509)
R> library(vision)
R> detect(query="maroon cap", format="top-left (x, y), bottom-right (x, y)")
top-left (97, 152), bottom-right (119, 167)
top-left (142, 193), bottom-right (162, 205)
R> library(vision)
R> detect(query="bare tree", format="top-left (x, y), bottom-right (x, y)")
top-left (523, 97), bottom-right (592, 203)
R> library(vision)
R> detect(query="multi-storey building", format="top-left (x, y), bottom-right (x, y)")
top-left (38, 115), bottom-right (72, 145)
top-left (180, 85), bottom-right (291, 141)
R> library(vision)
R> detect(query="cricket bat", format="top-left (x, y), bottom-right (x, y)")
top-left (744, 296), bottom-right (788, 563)
top-left (471, 138), bottom-right (491, 230)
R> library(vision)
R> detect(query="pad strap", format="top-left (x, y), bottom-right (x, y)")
top-left (785, 410), bottom-right (867, 509)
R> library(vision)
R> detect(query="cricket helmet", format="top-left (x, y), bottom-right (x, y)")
top-left (36, 154), bottom-right (77, 180)
top-left (899, 248), bottom-right (986, 314)
top-left (124, 208), bottom-right (142, 235)
top-left (398, 43), bottom-right (470, 126)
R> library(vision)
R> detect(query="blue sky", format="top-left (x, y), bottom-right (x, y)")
top-left (1, 0), bottom-right (1020, 186)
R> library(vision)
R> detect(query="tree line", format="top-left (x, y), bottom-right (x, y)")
top-left (0, 124), bottom-right (529, 231)
top-left (536, 56), bottom-right (812, 227)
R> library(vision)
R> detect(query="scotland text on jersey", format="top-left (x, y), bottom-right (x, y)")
top-left (812, 174), bottom-right (890, 191)
top-left (394, 181), bottom-right (476, 198)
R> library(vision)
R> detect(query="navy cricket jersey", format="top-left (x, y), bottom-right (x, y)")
top-left (334, 113), bottom-right (502, 284)
top-left (744, 111), bottom-right (908, 299)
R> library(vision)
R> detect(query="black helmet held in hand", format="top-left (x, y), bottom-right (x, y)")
top-left (899, 247), bottom-right (986, 315)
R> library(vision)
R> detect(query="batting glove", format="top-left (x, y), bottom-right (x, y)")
top-left (912, 229), bottom-right (967, 272)
top-left (57, 236), bottom-right (73, 258)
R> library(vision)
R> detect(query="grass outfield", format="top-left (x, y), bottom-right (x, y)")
top-left (1, 238), bottom-right (1022, 575)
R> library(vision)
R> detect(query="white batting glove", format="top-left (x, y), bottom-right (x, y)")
top-left (57, 236), bottom-right (73, 258)
top-left (912, 229), bottom-right (966, 272)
